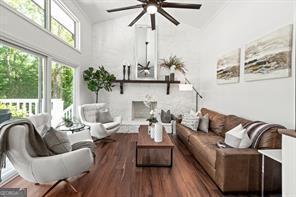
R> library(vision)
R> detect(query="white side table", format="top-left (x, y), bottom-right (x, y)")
top-left (258, 149), bottom-right (282, 197)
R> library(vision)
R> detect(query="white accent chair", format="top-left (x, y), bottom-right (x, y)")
top-left (6, 114), bottom-right (94, 196)
top-left (79, 103), bottom-right (122, 140)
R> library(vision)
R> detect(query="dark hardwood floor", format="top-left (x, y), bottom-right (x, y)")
top-left (2, 134), bottom-right (224, 197)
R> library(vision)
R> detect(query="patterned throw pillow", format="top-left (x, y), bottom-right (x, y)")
top-left (43, 127), bottom-right (72, 154)
top-left (181, 113), bottom-right (200, 131)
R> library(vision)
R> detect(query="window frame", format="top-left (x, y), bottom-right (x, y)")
top-left (50, 59), bottom-right (77, 126)
top-left (0, 0), bottom-right (81, 51)
top-left (0, 37), bottom-right (78, 184)
top-left (0, 39), bottom-right (46, 182)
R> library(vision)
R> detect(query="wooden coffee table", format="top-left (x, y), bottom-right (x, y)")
top-left (136, 125), bottom-right (174, 167)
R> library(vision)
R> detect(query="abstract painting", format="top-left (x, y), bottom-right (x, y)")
top-left (244, 24), bottom-right (293, 81)
top-left (217, 49), bottom-right (240, 84)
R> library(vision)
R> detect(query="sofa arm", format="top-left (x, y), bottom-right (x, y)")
top-left (31, 148), bottom-right (94, 184)
top-left (215, 148), bottom-right (261, 192)
top-left (113, 116), bottom-right (122, 124)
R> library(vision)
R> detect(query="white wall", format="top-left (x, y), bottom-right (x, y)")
top-left (199, 1), bottom-right (296, 129)
top-left (92, 14), bottom-right (201, 120)
top-left (0, 0), bottom-right (94, 107)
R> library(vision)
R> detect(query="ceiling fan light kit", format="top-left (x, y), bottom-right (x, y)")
top-left (107, 0), bottom-right (202, 30)
top-left (147, 4), bottom-right (158, 14)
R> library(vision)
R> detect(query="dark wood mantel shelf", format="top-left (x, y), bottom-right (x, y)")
top-left (114, 80), bottom-right (180, 95)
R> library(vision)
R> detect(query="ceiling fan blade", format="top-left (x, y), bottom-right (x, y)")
top-left (107, 4), bottom-right (143, 13)
top-left (129, 10), bottom-right (146, 27)
top-left (161, 2), bottom-right (202, 9)
top-left (158, 8), bottom-right (180, 26)
top-left (150, 14), bottom-right (156, 30)
top-left (137, 0), bottom-right (147, 2)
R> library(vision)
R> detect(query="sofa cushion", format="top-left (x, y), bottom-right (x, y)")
top-left (201, 108), bottom-right (226, 136)
top-left (176, 123), bottom-right (194, 143)
top-left (189, 132), bottom-right (223, 168)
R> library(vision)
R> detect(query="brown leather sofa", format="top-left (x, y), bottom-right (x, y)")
top-left (176, 108), bottom-right (282, 193)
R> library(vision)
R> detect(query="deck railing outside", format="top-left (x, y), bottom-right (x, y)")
top-left (0, 98), bottom-right (73, 125)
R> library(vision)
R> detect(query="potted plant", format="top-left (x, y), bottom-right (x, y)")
top-left (63, 117), bottom-right (73, 128)
top-left (83, 66), bottom-right (116, 103)
top-left (160, 56), bottom-right (187, 81)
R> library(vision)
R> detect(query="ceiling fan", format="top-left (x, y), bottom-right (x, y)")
top-left (107, 0), bottom-right (202, 30)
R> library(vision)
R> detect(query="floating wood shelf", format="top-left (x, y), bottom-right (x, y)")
top-left (114, 80), bottom-right (181, 95)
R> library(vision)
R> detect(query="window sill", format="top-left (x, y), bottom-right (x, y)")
top-left (0, 1), bottom-right (81, 54)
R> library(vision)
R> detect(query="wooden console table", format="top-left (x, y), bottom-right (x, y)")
top-left (114, 80), bottom-right (180, 95)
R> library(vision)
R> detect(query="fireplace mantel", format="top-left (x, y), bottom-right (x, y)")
top-left (114, 80), bottom-right (180, 95)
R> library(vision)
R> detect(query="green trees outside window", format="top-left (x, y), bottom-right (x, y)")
top-left (0, 43), bottom-right (74, 119)
top-left (3, 0), bottom-right (78, 48)
top-left (3, 0), bottom-right (45, 27)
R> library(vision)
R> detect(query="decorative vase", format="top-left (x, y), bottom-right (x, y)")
top-left (128, 66), bottom-right (131, 80)
top-left (154, 123), bottom-right (163, 142)
top-left (170, 73), bottom-right (175, 82)
top-left (165, 75), bottom-right (170, 81)
top-left (150, 124), bottom-right (155, 139)
top-left (123, 65), bottom-right (126, 80)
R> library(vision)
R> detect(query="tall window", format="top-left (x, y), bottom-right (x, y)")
top-left (0, 41), bottom-right (44, 182)
top-left (51, 61), bottom-right (74, 126)
top-left (1, 0), bottom-right (80, 49)
top-left (50, 0), bottom-right (76, 48)
top-left (2, 0), bottom-right (45, 27)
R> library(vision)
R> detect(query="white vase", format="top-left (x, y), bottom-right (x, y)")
top-left (154, 123), bottom-right (163, 142)
top-left (150, 125), bottom-right (155, 139)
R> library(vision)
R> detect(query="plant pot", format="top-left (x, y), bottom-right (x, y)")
top-left (65, 121), bottom-right (73, 128)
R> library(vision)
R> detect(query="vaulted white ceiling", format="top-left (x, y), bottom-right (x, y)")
top-left (76, 0), bottom-right (227, 28)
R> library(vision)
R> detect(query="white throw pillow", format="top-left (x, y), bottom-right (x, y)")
top-left (182, 113), bottom-right (200, 131)
top-left (225, 124), bottom-right (252, 148)
top-left (239, 131), bottom-right (252, 148)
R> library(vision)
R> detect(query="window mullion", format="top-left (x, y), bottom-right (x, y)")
top-left (45, 0), bottom-right (51, 31)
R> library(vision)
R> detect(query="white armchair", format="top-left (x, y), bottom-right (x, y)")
top-left (79, 103), bottom-right (122, 140)
top-left (6, 114), bottom-right (94, 196)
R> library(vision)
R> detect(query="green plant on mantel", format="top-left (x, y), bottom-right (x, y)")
top-left (160, 55), bottom-right (187, 74)
top-left (83, 66), bottom-right (116, 103)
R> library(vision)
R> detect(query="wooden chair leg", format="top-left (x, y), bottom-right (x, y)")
top-left (64, 179), bottom-right (78, 193)
top-left (42, 180), bottom-right (63, 197)
top-left (41, 179), bottom-right (79, 196)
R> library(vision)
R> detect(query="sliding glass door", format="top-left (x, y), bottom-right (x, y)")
top-left (0, 41), bottom-right (44, 118)
top-left (0, 41), bottom-right (44, 181)
top-left (51, 61), bottom-right (74, 127)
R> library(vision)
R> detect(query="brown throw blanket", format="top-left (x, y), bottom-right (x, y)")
top-left (0, 119), bottom-right (52, 181)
